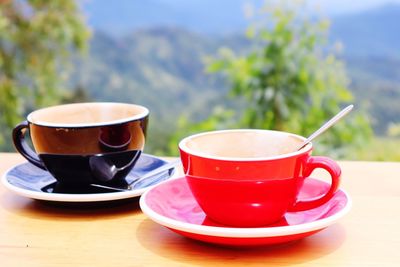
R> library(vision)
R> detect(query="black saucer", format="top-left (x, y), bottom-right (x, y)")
top-left (1, 154), bottom-right (176, 202)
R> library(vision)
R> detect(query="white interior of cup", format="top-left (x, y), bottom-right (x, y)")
top-left (28, 102), bottom-right (149, 127)
top-left (179, 129), bottom-right (311, 161)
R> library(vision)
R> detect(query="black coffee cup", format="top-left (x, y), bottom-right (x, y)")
top-left (12, 102), bottom-right (149, 186)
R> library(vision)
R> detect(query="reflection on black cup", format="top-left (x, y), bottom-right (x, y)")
top-left (12, 102), bottom-right (149, 186)
top-left (99, 125), bottom-right (132, 152)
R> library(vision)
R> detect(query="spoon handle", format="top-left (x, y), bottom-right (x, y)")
top-left (128, 159), bottom-right (181, 186)
top-left (297, 104), bottom-right (354, 151)
top-left (90, 159), bottom-right (180, 191)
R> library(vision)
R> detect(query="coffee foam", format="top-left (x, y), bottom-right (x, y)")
top-left (183, 130), bottom-right (305, 159)
top-left (28, 103), bottom-right (148, 126)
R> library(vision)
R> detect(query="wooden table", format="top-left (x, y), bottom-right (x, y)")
top-left (0, 153), bottom-right (399, 266)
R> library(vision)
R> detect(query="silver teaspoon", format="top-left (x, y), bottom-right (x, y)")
top-left (296, 104), bottom-right (354, 151)
top-left (90, 159), bottom-right (180, 191)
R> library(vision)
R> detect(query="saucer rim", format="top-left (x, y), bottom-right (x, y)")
top-left (1, 154), bottom-right (179, 202)
top-left (139, 177), bottom-right (352, 238)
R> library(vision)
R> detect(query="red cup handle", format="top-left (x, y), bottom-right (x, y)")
top-left (288, 156), bottom-right (341, 212)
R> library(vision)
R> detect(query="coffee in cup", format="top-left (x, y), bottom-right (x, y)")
top-left (179, 129), bottom-right (341, 227)
top-left (13, 102), bottom-right (149, 186)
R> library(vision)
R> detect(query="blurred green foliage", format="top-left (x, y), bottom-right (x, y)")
top-left (0, 0), bottom-right (90, 150)
top-left (0, 1), bottom-right (397, 161)
top-left (349, 137), bottom-right (400, 161)
top-left (167, 1), bottom-right (373, 158)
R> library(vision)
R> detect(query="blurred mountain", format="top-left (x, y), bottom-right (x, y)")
top-left (71, 28), bottom-right (249, 153)
top-left (83, 0), bottom-right (400, 48)
top-left (331, 3), bottom-right (400, 57)
top-left (82, 0), bottom-right (253, 35)
top-left (332, 4), bottom-right (400, 134)
top-left (82, 1), bottom-right (400, 57)
top-left (71, 3), bottom-right (400, 153)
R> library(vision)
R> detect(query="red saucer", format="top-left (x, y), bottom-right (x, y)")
top-left (139, 177), bottom-right (351, 246)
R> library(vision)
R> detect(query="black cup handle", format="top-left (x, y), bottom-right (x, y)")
top-left (12, 121), bottom-right (46, 170)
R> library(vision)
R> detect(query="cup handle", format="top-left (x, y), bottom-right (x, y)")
top-left (12, 121), bottom-right (46, 170)
top-left (289, 156), bottom-right (341, 212)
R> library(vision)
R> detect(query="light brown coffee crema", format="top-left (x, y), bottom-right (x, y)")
top-left (183, 130), bottom-right (305, 159)
top-left (28, 102), bottom-right (148, 126)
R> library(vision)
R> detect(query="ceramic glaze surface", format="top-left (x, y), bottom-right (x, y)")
top-left (13, 102), bottom-right (149, 185)
top-left (140, 177), bottom-right (351, 246)
top-left (1, 154), bottom-right (176, 202)
top-left (178, 130), bottom-right (341, 227)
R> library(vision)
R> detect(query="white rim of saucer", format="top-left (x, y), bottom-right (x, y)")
top-left (139, 177), bottom-right (352, 238)
top-left (178, 129), bottom-right (312, 162)
top-left (1, 170), bottom-right (146, 202)
top-left (1, 159), bottom-right (179, 202)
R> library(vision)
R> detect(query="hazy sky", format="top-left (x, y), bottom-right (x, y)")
top-left (308, 0), bottom-right (400, 14)
top-left (82, 0), bottom-right (400, 34)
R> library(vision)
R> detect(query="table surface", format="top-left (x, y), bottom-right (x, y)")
top-left (0, 153), bottom-right (399, 266)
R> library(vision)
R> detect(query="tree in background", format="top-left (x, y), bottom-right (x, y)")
top-left (0, 0), bottom-right (90, 150)
top-left (169, 1), bottom-right (372, 158)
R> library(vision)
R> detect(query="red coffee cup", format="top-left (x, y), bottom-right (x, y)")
top-left (179, 129), bottom-right (341, 227)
